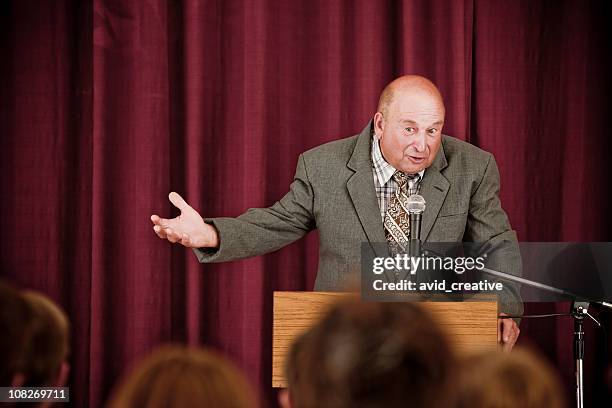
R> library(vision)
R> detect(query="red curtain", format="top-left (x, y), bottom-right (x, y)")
top-left (1, 1), bottom-right (610, 406)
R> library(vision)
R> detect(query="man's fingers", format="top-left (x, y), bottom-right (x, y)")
top-left (153, 225), bottom-right (167, 239)
top-left (505, 321), bottom-right (519, 342)
top-left (153, 224), bottom-right (192, 246)
top-left (500, 320), bottom-right (520, 352)
top-left (168, 192), bottom-right (190, 211)
top-left (503, 319), bottom-right (511, 342)
top-left (497, 317), bottom-right (513, 343)
top-left (151, 214), bottom-right (172, 229)
top-left (504, 328), bottom-right (518, 352)
top-left (165, 228), bottom-right (179, 243)
top-left (152, 203), bottom-right (194, 247)
top-left (179, 233), bottom-right (191, 247)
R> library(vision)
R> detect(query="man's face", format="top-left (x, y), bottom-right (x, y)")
top-left (374, 90), bottom-right (445, 174)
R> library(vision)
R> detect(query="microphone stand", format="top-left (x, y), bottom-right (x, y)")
top-left (572, 301), bottom-right (597, 408)
top-left (406, 193), bottom-right (608, 407)
top-left (422, 251), bottom-right (610, 408)
top-left (477, 265), bottom-right (607, 408)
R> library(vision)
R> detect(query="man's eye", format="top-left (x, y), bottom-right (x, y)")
top-left (405, 127), bottom-right (415, 133)
top-left (427, 128), bottom-right (438, 135)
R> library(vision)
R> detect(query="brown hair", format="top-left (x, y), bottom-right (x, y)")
top-left (108, 345), bottom-right (256, 408)
top-left (456, 348), bottom-right (566, 408)
top-left (285, 299), bottom-right (456, 408)
top-left (0, 280), bottom-right (33, 385)
top-left (20, 290), bottom-right (70, 386)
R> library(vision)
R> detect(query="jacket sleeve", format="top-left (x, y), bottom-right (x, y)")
top-left (465, 154), bottom-right (524, 319)
top-left (192, 154), bottom-right (315, 263)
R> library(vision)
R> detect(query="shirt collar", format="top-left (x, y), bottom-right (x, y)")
top-left (371, 137), bottom-right (425, 185)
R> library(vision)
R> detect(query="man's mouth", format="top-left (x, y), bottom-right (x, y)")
top-left (407, 155), bottom-right (426, 164)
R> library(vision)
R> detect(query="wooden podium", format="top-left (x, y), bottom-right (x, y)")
top-left (272, 291), bottom-right (498, 387)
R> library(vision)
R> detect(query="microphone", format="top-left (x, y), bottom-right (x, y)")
top-left (407, 194), bottom-right (426, 257)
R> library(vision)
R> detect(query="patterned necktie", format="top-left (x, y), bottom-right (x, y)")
top-left (384, 171), bottom-right (421, 255)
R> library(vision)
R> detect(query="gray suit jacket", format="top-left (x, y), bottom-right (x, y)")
top-left (195, 122), bottom-right (523, 315)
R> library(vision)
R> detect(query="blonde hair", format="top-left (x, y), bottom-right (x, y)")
top-left (109, 345), bottom-right (256, 408)
top-left (456, 348), bottom-right (566, 408)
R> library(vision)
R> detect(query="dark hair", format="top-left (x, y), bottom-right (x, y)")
top-left (20, 291), bottom-right (70, 386)
top-left (0, 280), bottom-right (33, 386)
top-left (285, 299), bottom-right (456, 408)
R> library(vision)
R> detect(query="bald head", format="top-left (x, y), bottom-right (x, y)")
top-left (377, 75), bottom-right (445, 117)
top-left (373, 75), bottom-right (446, 174)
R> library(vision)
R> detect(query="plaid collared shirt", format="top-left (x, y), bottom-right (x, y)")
top-left (371, 138), bottom-right (424, 220)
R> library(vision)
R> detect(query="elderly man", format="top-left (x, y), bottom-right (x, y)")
top-left (151, 75), bottom-right (522, 350)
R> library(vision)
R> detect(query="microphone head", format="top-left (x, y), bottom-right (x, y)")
top-left (407, 194), bottom-right (426, 214)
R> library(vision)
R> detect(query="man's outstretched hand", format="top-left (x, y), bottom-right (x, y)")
top-left (151, 192), bottom-right (219, 248)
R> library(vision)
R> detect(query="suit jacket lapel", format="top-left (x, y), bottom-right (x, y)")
top-left (345, 124), bottom-right (451, 252)
top-left (420, 141), bottom-right (449, 241)
top-left (346, 122), bottom-right (388, 257)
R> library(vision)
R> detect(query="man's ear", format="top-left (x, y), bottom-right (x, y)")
top-left (55, 361), bottom-right (70, 387)
top-left (11, 372), bottom-right (25, 388)
top-left (373, 112), bottom-right (384, 140)
top-left (278, 389), bottom-right (292, 408)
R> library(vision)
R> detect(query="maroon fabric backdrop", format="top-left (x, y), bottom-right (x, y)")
top-left (1, 0), bottom-right (611, 406)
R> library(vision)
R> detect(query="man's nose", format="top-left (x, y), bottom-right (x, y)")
top-left (413, 131), bottom-right (427, 152)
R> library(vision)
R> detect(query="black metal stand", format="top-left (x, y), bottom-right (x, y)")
top-left (573, 302), bottom-right (586, 408)
top-left (421, 246), bottom-right (610, 408)
top-left (571, 302), bottom-right (602, 408)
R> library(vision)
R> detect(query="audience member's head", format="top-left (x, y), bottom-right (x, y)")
top-left (108, 345), bottom-right (256, 408)
top-left (282, 299), bottom-right (456, 408)
top-left (455, 348), bottom-right (566, 408)
top-left (0, 280), bottom-right (33, 386)
top-left (19, 290), bottom-right (71, 387)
